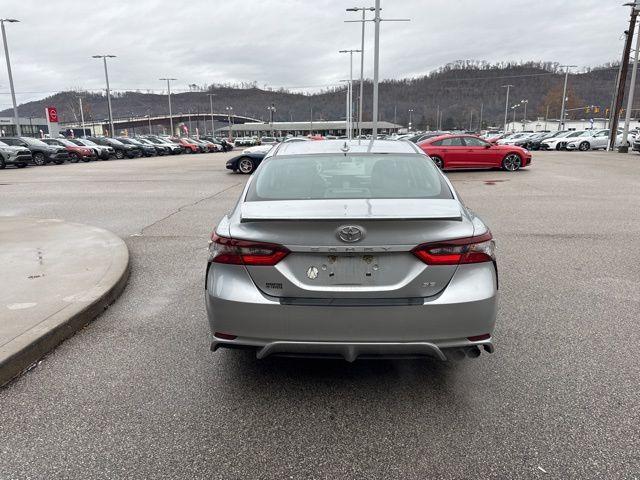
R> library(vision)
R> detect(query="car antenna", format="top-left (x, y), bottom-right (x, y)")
top-left (341, 141), bottom-right (350, 154)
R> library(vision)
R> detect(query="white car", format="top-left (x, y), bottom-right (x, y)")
top-left (540, 130), bottom-right (585, 150)
top-left (497, 132), bottom-right (534, 145)
top-left (565, 129), bottom-right (628, 151)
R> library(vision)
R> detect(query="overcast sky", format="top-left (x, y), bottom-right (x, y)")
top-left (0, 0), bottom-right (631, 107)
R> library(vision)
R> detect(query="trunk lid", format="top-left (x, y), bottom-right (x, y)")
top-left (230, 199), bottom-right (472, 299)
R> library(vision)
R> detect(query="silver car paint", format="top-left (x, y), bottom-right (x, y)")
top-left (206, 140), bottom-right (497, 360)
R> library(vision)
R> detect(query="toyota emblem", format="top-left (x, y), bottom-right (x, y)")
top-left (336, 225), bottom-right (365, 243)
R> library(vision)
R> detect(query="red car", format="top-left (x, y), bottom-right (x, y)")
top-left (42, 138), bottom-right (95, 162)
top-left (418, 134), bottom-right (532, 171)
top-left (171, 137), bottom-right (201, 153)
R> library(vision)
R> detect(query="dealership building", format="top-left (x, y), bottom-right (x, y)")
top-left (0, 116), bottom-right (49, 137)
top-left (217, 120), bottom-right (402, 137)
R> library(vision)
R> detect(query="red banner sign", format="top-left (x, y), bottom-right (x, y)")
top-left (46, 107), bottom-right (58, 123)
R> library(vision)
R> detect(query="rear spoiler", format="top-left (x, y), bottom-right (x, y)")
top-left (240, 199), bottom-right (463, 222)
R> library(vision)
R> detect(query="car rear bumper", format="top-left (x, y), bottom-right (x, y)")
top-left (205, 262), bottom-right (498, 361)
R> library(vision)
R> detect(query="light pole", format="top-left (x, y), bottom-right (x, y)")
top-left (207, 93), bottom-right (216, 136)
top-left (622, 3), bottom-right (640, 151)
top-left (340, 80), bottom-right (351, 136)
top-left (502, 85), bottom-right (513, 133)
top-left (346, 7), bottom-right (375, 138)
top-left (511, 103), bottom-right (521, 132)
top-left (347, 1), bottom-right (409, 138)
top-left (1, 18), bottom-right (20, 136)
top-left (79, 97), bottom-right (86, 136)
top-left (558, 65), bottom-right (576, 131)
top-left (408, 108), bottom-right (414, 131)
top-left (339, 49), bottom-right (361, 139)
top-left (266, 103), bottom-right (276, 138)
top-left (225, 106), bottom-right (233, 140)
top-left (146, 114), bottom-right (152, 134)
top-left (159, 77), bottom-right (176, 135)
top-left (93, 55), bottom-right (116, 136)
top-left (521, 99), bottom-right (529, 128)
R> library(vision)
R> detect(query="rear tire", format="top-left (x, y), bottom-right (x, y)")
top-left (238, 157), bottom-right (255, 174)
top-left (16, 163), bottom-right (27, 168)
top-left (70, 153), bottom-right (81, 163)
top-left (115, 149), bottom-right (124, 159)
top-left (0, 157), bottom-right (5, 169)
top-left (502, 153), bottom-right (522, 171)
top-left (430, 155), bottom-right (443, 169)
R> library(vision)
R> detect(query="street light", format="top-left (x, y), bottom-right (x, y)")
top-left (339, 80), bottom-right (351, 136)
top-left (339, 49), bottom-right (362, 139)
top-left (225, 106), bottom-right (233, 140)
top-left (159, 78), bottom-right (176, 135)
top-left (207, 93), bottom-right (216, 136)
top-left (511, 103), bottom-right (521, 132)
top-left (408, 108), bottom-right (414, 131)
top-left (346, 7), bottom-right (375, 138)
top-left (1, 19), bottom-right (20, 136)
top-left (558, 65), bottom-right (577, 131)
top-left (92, 55), bottom-right (116, 136)
top-left (502, 85), bottom-right (513, 133)
top-left (266, 104), bottom-right (276, 138)
top-left (346, 2), bottom-right (409, 138)
top-left (521, 99), bottom-right (529, 125)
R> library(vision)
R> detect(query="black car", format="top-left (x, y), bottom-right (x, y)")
top-left (527, 131), bottom-right (562, 150)
top-left (203, 136), bottom-right (234, 152)
top-left (226, 150), bottom-right (268, 174)
top-left (0, 136), bottom-right (70, 166)
top-left (117, 137), bottom-right (155, 157)
top-left (135, 137), bottom-right (169, 155)
top-left (86, 136), bottom-right (140, 159)
top-left (144, 136), bottom-right (183, 155)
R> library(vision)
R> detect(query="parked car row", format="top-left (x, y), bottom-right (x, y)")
top-left (483, 129), bottom-right (632, 151)
top-left (0, 135), bottom-right (235, 168)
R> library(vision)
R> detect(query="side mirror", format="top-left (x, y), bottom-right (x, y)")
top-left (484, 144), bottom-right (491, 148)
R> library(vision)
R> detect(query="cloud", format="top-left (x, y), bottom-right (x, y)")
top-left (0, 0), bottom-right (630, 105)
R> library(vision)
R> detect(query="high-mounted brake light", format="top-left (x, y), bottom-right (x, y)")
top-left (209, 233), bottom-right (289, 266)
top-left (412, 232), bottom-right (495, 265)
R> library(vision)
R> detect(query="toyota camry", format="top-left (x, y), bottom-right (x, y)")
top-left (205, 140), bottom-right (498, 361)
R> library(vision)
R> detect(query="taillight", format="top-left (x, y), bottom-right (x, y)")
top-left (412, 232), bottom-right (495, 265)
top-left (209, 233), bottom-right (289, 266)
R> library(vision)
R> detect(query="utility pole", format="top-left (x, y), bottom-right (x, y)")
top-left (339, 49), bottom-right (361, 139)
top-left (159, 78), bottom-right (176, 135)
top-left (621, 2), bottom-right (640, 151)
top-left (347, 1), bottom-right (408, 139)
top-left (558, 65), bottom-right (577, 131)
top-left (545, 105), bottom-right (549, 131)
top-left (1, 19), bottom-right (21, 136)
top-left (408, 108), bottom-right (414, 131)
top-left (610, 1), bottom-right (639, 150)
top-left (469, 110), bottom-right (473, 131)
top-left (436, 105), bottom-right (440, 130)
top-left (93, 54), bottom-right (117, 136)
top-left (393, 104), bottom-right (397, 125)
top-left (79, 97), bottom-right (86, 136)
top-left (502, 85), bottom-right (513, 133)
top-left (479, 103), bottom-right (484, 131)
top-left (207, 93), bottom-right (216, 137)
top-left (346, 7), bottom-right (375, 138)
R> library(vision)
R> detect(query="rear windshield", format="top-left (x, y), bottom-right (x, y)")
top-left (246, 154), bottom-right (452, 201)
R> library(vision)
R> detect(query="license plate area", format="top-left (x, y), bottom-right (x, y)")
top-left (312, 254), bottom-right (379, 286)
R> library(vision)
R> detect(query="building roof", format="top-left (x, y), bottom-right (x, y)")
top-left (218, 120), bottom-right (402, 132)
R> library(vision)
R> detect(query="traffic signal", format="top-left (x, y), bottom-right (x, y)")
top-left (594, 106), bottom-right (600, 114)
top-left (584, 106), bottom-right (590, 113)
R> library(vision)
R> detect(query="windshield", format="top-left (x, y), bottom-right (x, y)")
top-left (247, 154), bottom-right (452, 201)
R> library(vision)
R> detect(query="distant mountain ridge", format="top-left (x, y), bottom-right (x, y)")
top-left (2, 61), bottom-right (629, 129)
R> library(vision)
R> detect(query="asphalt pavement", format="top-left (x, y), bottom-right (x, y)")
top-left (0, 150), bottom-right (638, 479)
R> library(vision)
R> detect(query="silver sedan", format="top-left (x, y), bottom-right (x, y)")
top-left (205, 139), bottom-right (498, 361)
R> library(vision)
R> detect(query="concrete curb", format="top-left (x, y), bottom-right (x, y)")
top-left (0, 220), bottom-right (130, 387)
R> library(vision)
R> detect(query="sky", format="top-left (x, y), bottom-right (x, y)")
top-left (0, 0), bottom-right (631, 107)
